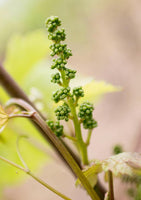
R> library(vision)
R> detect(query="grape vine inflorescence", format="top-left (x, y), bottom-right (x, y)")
top-left (47, 120), bottom-right (63, 137)
top-left (52, 87), bottom-right (70, 103)
top-left (55, 103), bottom-right (71, 121)
top-left (45, 16), bottom-right (97, 160)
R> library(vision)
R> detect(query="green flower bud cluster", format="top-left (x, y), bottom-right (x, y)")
top-left (55, 103), bottom-right (71, 121)
top-left (47, 120), bottom-right (63, 137)
top-left (45, 16), bottom-right (61, 32)
top-left (113, 145), bottom-right (123, 155)
top-left (46, 16), bottom-right (97, 141)
top-left (78, 102), bottom-right (97, 130)
top-left (46, 16), bottom-right (74, 137)
top-left (52, 87), bottom-right (70, 103)
top-left (73, 87), bottom-right (84, 98)
top-left (48, 29), bottom-right (66, 43)
top-left (51, 58), bottom-right (67, 70)
top-left (78, 102), bottom-right (94, 119)
top-left (65, 68), bottom-right (76, 80)
top-left (46, 16), bottom-right (72, 72)
top-left (83, 118), bottom-right (97, 129)
top-left (50, 44), bottom-right (72, 59)
top-left (46, 16), bottom-right (66, 42)
top-left (51, 73), bottom-right (61, 84)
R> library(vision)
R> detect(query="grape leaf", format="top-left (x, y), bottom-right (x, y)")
top-left (80, 80), bottom-right (121, 104)
top-left (102, 152), bottom-right (141, 178)
top-left (70, 74), bottom-right (120, 104)
top-left (4, 30), bottom-right (50, 83)
top-left (78, 152), bottom-right (141, 187)
top-left (0, 30), bottom-right (51, 102)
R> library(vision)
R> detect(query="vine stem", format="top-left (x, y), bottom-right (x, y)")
top-left (107, 170), bottom-right (114, 200)
top-left (8, 112), bottom-right (36, 119)
top-left (60, 70), bottom-right (89, 165)
top-left (0, 155), bottom-right (71, 200)
top-left (67, 98), bottom-right (89, 165)
top-left (0, 63), bottom-right (106, 197)
top-left (6, 98), bottom-right (100, 200)
top-left (27, 171), bottom-right (71, 200)
top-left (16, 135), bottom-right (29, 169)
top-left (63, 134), bottom-right (77, 142)
top-left (0, 155), bottom-right (27, 172)
top-left (86, 129), bottom-right (93, 146)
top-left (0, 63), bottom-right (81, 172)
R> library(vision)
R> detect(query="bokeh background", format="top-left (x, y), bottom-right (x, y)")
top-left (0, 0), bottom-right (141, 199)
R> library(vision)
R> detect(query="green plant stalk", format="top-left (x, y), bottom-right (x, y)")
top-left (61, 71), bottom-right (89, 165)
top-left (7, 98), bottom-right (100, 200)
top-left (0, 155), bottom-right (71, 200)
top-left (86, 129), bottom-right (93, 146)
top-left (0, 63), bottom-right (106, 197)
top-left (0, 64), bottom-right (80, 170)
top-left (60, 70), bottom-right (69, 87)
top-left (67, 97), bottom-right (88, 165)
top-left (0, 155), bottom-right (27, 172)
top-left (27, 171), bottom-right (71, 200)
top-left (63, 134), bottom-right (76, 142)
top-left (16, 135), bottom-right (29, 169)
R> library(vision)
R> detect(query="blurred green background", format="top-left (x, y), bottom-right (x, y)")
top-left (0, 0), bottom-right (100, 56)
top-left (0, 0), bottom-right (141, 199)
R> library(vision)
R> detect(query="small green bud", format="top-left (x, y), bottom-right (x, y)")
top-left (51, 57), bottom-right (67, 70)
top-left (49, 44), bottom-right (72, 59)
top-left (113, 145), bottom-right (123, 155)
top-left (78, 102), bottom-right (94, 119)
top-left (48, 29), bottom-right (66, 42)
top-left (55, 103), bottom-right (71, 121)
top-left (83, 118), bottom-right (97, 129)
top-left (52, 87), bottom-right (70, 103)
top-left (47, 120), bottom-right (55, 131)
top-left (65, 68), bottom-right (76, 79)
top-left (45, 16), bottom-right (61, 32)
top-left (73, 86), bottom-right (84, 98)
top-left (54, 121), bottom-right (64, 137)
top-left (47, 120), bottom-right (63, 137)
top-left (51, 73), bottom-right (61, 84)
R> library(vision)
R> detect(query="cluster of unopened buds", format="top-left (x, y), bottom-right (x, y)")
top-left (45, 16), bottom-right (97, 137)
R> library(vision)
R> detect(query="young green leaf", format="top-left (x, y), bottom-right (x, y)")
top-left (76, 152), bottom-right (141, 188)
top-left (4, 30), bottom-right (50, 83)
top-left (79, 80), bottom-right (121, 104)
top-left (76, 162), bottom-right (102, 188)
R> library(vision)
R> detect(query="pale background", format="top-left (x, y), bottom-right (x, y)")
top-left (0, 0), bottom-right (141, 199)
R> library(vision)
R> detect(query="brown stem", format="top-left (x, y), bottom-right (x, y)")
top-left (0, 64), bottom-right (106, 198)
top-left (0, 64), bottom-right (34, 106)
top-left (7, 98), bottom-right (100, 200)
top-left (94, 180), bottom-right (106, 200)
top-left (108, 170), bottom-right (114, 200)
top-left (0, 63), bottom-right (80, 172)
